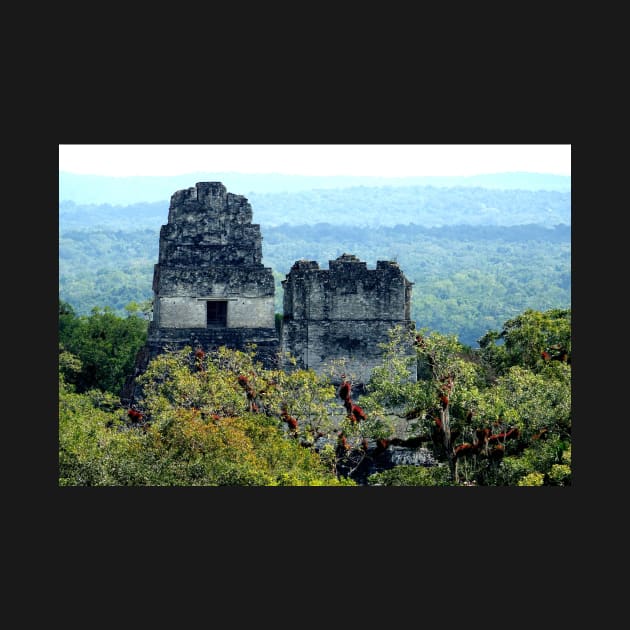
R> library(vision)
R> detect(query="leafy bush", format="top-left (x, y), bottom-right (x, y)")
top-left (517, 472), bottom-right (545, 486)
top-left (547, 464), bottom-right (571, 486)
top-left (367, 464), bottom-right (451, 486)
top-left (59, 345), bottom-right (354, 486)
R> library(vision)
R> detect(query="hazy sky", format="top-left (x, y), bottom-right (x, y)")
top-left (58, 144), bottom-right (571, 178)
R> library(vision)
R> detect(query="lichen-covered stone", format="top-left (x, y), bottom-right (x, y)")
top-left (281, 253), bottom-right (416, 383)
top-left (141, 182), bottom-right (279, 372)
top-left (123, 184), bottom-right (417, 405)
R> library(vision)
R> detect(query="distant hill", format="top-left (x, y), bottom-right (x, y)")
top-left (59, 185), bottom-right (571, 231)
top-left (59, 222), bottom-right (571, 346)
top-left (59, 171), bottom-right (571, 205)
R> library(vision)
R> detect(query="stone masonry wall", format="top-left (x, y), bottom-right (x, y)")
top-left (281, 254), bottom-right (416, 384)
top-left (143, 181), bottom-right (279, 367)
top-left (124, 184), bottom-right (417, 404)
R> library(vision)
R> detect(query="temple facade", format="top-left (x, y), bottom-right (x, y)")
top-left (124, 182), bottom-right (416, 402)
top-left (143, 181), bottom-right (279, 367)
top-left (281, 254), bottom-right (415, 383)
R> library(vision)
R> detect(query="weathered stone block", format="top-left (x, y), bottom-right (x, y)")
top-left (281, 253), bottom-right (416, 383)
top-left (125, 185), bottom-right (418, 405)
top-left (144, 182), bottom-right (279, 368)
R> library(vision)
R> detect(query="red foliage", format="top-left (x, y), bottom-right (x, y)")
top-left (488, 427), bottom-right (519, 443)
top-left (454, 442), bottom-right (477, 458)
top-left (127, 408), bottom-right (143, 422)
top-left (440, 394), bottom-right (449, 408)
top-left (237, 375), bottom-right (258, 402)
top-left (376, 438), bottom-right (389, 451)
top-left (338, 380), bottom-right (351, 401)
top-left (532, 428), bottom-right (548, 440)
top-left (541, 351), bottom-right (551, 361)
top-left (194, 348), bottom-right (206, 371)
top-left (337, 433), bottom-right (350, 451)
top-left (475, 427), bottom-right (491, 444)
top-left (547, 345), bottom-right (569, 362)
top-left (348, 404), bottom-right (367, 423)
top-left (281, 408), bottom-right (298, 431)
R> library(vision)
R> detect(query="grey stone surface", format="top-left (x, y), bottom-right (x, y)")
top-left (142, 181), bottom-right (279, 369)
top-left (124, 183), bottom-right (417, 404)
top-left (281, 253), bottom-right (416, 383)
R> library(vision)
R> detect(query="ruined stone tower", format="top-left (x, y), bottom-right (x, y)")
top-left (281, 254), bottom-right (416, 383)
top-left (123, 183), bottom-right (418, 404)
top-left (143, 181), bottom-right (279, 366)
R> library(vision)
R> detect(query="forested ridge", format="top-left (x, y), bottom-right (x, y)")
top-left (60, 221), bottom-right (570, 347)
top-left (59, 185), bottom-right (570, 229)
top-left (59, 171), bottom-right (571, 205)
top-left (58, 180), bottom-right (571, 486)
top-left (59, 185), bottom-right (570, 346)
top-left (59, 302), bottom-right (571, 487)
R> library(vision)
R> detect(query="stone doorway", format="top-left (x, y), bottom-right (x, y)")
top-left (206, 300), bottom-right (227, 327)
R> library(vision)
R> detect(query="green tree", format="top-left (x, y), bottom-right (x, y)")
top-left (59, 303), bottom-right (570, 487)
top-left (131, 345), bottom-right (353, 486)
top-left (59, 345), bottom-right (355, 486)
top-left (479, 308), bottom-right (571, 375)
top-left (59, 299), bottom-right (80, 343)
top-left (358, 311), bottom-right (571, 486)
top-left (367, 464), bottom-right (452, 486)
top-left (59, 302), bottom-right (148, 395)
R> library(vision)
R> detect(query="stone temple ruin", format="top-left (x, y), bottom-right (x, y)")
top-left (281, 254), bottom-right (415, 383)
top-left (142, 181), bottom-right (279, 367)
top-left (127, 181), bottom-right (416, 398)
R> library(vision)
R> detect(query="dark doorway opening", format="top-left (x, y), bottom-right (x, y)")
top-left (207, 300), bottom-right (227, 327)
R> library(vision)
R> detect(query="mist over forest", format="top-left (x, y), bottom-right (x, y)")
top-left (59, 171), bottom-right (571, 205)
